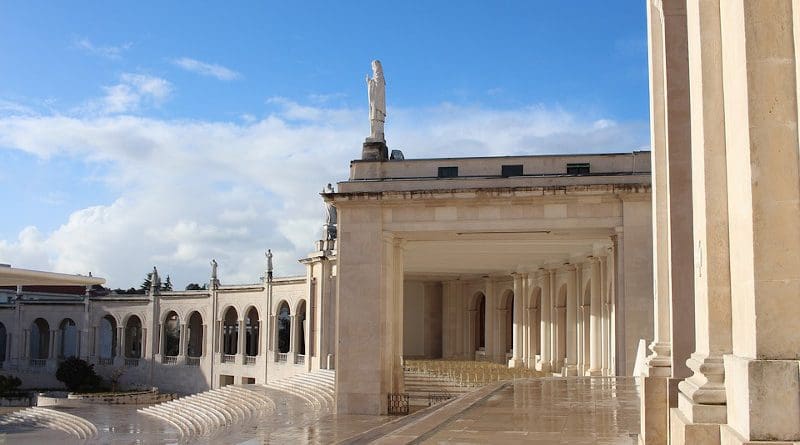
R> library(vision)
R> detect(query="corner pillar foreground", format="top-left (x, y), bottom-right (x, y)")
top-left (717, 1), bottom-right (800, 442)
top-left (335, 203), bottom-right (404, 415)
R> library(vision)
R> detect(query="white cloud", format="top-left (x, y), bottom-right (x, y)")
top-left (0, 99), bottom-right (647, 288)
top-left (90, 73), bottom-right (172, 114)
top-left (73, 37), bottom-right (132, 60)
top-left (172, 57), bottom-right (240, 81)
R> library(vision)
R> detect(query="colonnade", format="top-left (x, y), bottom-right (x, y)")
top-left (441, 246), bottom-right (618, 377)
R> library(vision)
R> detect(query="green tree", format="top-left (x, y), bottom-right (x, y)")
top-left (139, 272), bottom-right (152, 293)
top-left (185, 283), bottom-right (202, 290)
top-left (56, 357), bottom-right (103, 392)
top-left (162, 275), bottom-right (173, 291)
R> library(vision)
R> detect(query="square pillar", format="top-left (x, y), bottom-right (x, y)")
top-left (335, 200), bottom-right (405, 415)
top-left (718, 0), bottom-right (800, 442)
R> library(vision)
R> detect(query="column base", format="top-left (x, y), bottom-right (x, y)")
top-left (670, 407), bottom-right (721, 445)
top-left (721, 424), bottom-right (798, 445)
top-left (677, 391), bottom-right (726, 424)
top-left (508, 358), bottom-right (525, 368)
top-left (724, 355), bottom-right (800, 442)
top-left (563, 364), bottom-right (579, 376)
top-left (536, 361), bottom-right (551, 373)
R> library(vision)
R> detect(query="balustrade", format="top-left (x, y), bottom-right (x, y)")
top-left (294, 354), bottom-right (305, 365)
top-left (185, 357), bottom-right (200, 366)
top-left (29, 358), bottom-right (46, 368)
top-left (161, 356), bottom-right (177, 365)
top-left (244, 356), bottom-right (256, 365)
top-left (221, 354), bottom-right (235, 363)
top-left (124, 358), bottom-right (139, 367)
top-left (275, 352), bottom-right (288, 363)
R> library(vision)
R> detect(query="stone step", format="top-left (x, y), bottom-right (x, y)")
top-left (0, 407), bottom-right (97, 439)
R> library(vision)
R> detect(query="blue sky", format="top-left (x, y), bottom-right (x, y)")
top-left (0, 1), bottom-right (649, 288)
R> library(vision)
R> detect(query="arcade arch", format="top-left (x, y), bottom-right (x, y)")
top-left (30, 318), bottom-right (49, 360)
top-left (125, 315), bottom-right (143, 358)
top-left (59, 318), bottom-right (78, 358)
top-left (222, 307), bottom-right (238, 355)
top-left (187, 311), bottom-right (203, 357)
top-left (276, 301), bottom-right (291, 354)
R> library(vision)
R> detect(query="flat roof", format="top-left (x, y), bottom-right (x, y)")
top-left (0, 265), bottom-right (105, 287)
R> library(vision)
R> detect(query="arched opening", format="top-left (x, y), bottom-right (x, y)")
top-left (125, 315), bottom-right (143, 358)
top-left (296, 300), bottom-right (306, 356)
top-left (187, 312), bottom-right (203, 357)
top-left (30, 318), bottom-right (50, 359)
top-left (99, 315), bottom-right (117, 359)
top-left (162, 311), bottom-right (180, 357)
top-left (276, 301), bottom-right (291, 354)
top-left (0, 322), bottom-right (6, 363)
top-left (244, 307), bottom-right (259, 356)
top-left (59, 318), bottom-right (78, 358)
top-left (555, 284), bottom-right (567, 369)
top-left (475, 292), bottom-right (486, 351)
top-left (222, 307), bottom-right (238, 355)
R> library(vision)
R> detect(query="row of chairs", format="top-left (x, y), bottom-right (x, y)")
top-left (404, 359), bottom-right (544, 387)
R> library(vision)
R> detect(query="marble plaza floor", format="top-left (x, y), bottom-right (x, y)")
top-left (416, 377), bottom-right (641, 445)
top-left (0, 377), bottom-right (640, 444)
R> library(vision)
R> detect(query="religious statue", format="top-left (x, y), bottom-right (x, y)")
top-left (210, 259), bottom-right (218, 280)
top-left (323, 183), bottom-right (337, 240)
top-left (265, 249), bottom-right (273, 282)
top-left (151, 266), bottom-right (161, 293)
top-left (366, 60), bottom-right (386, 143)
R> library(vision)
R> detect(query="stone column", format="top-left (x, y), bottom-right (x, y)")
top-left (483, 277), bottom-right (496, 362)
top-left (238, 320), bottom-right (247, 358)
top-left (671, 1), bottom-right (732, 443)
top-left (48, 330), bottom-right (55, 359)
top-left (520, 274), bottom-right (529, 367)
top-left (178, 324), bottom-right (186, 357)
top-left (466, 309), bottom-right (476, 358)
top-left (268, 316), bottom-right (276, 351)
top-left (564, 265), bottom-right (577, 375)
top-left (547, 270), bottom-right (556, 372)
top-left (613, 228), bottom-right (626, 375)
top-left (716, 1), bottom-right (800, 442)
top-left (510, 273), bottom-right (524, 367)
top-left (580, 305), bottom-right (590, 375)
top-left (287, 317), bottom-right (296, 353)
top-left (202, 324), bottom-right (208, 357)
top-left (141, 328), bottom-right (147, 358)
top-left (588, 257), bottom-right (602, 375)
top-left (116, 326), bottom-right (124, 360)
top-left (538, 270), bottom-right (551, 373)
top-left (641, 2), bottom-right (683, 443)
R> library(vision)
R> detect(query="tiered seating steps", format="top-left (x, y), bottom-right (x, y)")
top-left (0, 406), bottom-right (98, 439)
top-left (264, 369), bottom-right (335, 412)
top-left (138, 384), bottom-right (274, 438)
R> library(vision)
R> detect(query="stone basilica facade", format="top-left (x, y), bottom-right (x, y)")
top-left (0, 150), bottom-right (653, 401)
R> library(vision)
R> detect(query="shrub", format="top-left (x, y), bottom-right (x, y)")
top-left (56, 358), bottom-right (103, 391)
top-left (0, 375), bottom-right (22, 395)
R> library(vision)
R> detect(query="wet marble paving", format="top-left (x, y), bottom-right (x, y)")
top-left (420, 377), bottom-right (641, 445)
top-left (0, 377), bottom-right (640, 444)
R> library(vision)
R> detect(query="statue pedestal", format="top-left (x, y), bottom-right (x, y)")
top-left (362, 140), bottom-right (388, 161)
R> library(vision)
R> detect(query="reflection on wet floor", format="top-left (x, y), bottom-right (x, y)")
top-left (0, 378), bottom-right (640, 444)
top-left (420, 377), bottom-right (641, 445)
